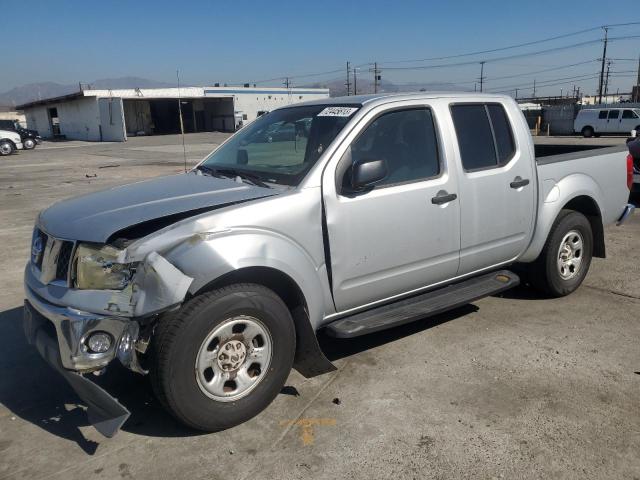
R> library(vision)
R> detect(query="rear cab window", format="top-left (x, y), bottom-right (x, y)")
top-left (450, 103), bottom-right (516, 171)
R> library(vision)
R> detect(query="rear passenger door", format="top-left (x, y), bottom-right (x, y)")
top-left (595, 110), bottom-right (609, 133)
top-left (605, 109), bottom-right (621, 133)
top-left (450, 102), bottom-right (535, 275)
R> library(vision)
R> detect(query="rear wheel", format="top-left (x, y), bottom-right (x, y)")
top-left (149, 283), bottom-right (295, 431)
top-left (581, 126), bottom-right (594, 138)
top-left (0, 141), bottom-right (13, 156)
top-left (530, 210), bottom-right (593, 297)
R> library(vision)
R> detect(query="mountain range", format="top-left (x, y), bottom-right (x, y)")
top-left (0, 76), bottom-right (471, 109)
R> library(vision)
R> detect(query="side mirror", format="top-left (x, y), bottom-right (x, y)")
top-left (352, 159), bottom-right (388, 190)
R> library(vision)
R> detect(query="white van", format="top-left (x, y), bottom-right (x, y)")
top-left (574, 107), bottom-right (640, 137)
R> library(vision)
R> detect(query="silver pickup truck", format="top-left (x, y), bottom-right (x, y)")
top-left (23, 93), bottom-right (635, 437)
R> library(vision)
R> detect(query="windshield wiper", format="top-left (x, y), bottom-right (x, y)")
top-left (196, 165), bottom-right (271, 188)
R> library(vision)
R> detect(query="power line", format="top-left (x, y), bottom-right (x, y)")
top-left (377, 24), bottom-right (632, 65)
top-left (380, 38), bottom-right (604, 71)
top-left (234, 25), bottom-right (640, 88)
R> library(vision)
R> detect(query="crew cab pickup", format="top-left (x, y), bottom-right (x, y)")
top-left (23, 93), bottom-right (635, 437)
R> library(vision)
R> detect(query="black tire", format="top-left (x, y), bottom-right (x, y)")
top-left (530, 210), bottom-right (593, 297)
top-left (23, 138), bottom-right (36, 150)
top-left (149, 283), bottom-right (295, 431)
top-left (0, 140), bottom-right (13, 156)
top-left (581, 126), bottom-right (594, 138)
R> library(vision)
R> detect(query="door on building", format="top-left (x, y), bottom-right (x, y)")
top-left (48, 108), bottom-right (60, 136)
top-left (180, 100), bottom-right (195, 133)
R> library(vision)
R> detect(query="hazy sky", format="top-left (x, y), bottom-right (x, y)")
top-left (2, 0), bottom-right (639, 97)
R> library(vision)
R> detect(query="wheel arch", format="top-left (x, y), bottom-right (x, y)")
top-left (521, 174), bottom-right (606, 263)
top-left (561, 195), bottom-right (605, 257)
top-left (191, 266), bottom-right (336, 378)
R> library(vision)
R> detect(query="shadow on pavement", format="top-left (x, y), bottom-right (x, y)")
top-left (1, 298), bottom-right (506, 452)
top-left (0, 305), bottom-right (203, 455)
top-left (318, 304), bottom-right (479, 362)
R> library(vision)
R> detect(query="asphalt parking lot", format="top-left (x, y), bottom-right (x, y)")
top-left (1, 133), bottom-right (639, 479)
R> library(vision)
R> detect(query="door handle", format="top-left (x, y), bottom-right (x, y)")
top-left (510, 177), bottom-right (530, 189)
top-left (431, 191), bottom-right (457, 205)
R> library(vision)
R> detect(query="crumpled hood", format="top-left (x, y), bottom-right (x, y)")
top-left (39, 173), bottom-right (276, 243)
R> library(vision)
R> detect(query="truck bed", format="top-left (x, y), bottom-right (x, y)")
top-left (535, 143), bottom-right (626, 161)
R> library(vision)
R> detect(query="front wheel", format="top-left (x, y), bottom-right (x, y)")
top-left (581, 126), bottom-right (594, 138)
top-left (529, 210), bottom-right (593, 297)
top-left (23, 138), bottom-right (36, 150)
top-left (149, 283), bottom-right (295, 431)
top-left (0, 141), bottom-right (13, 156)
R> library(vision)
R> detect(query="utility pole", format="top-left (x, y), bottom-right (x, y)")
top-left (597, 26), bottom-right (609, 104)
top-left (371, 62), bottom-right (381, 93)
top-left (345, 62), bottom-right (352, 96)
top-left (603, 60), bottom-right (611, 101)
top-left (515, 88), bottom-right (518, 100)
top-left (533, 79), bottom-right (536, 98)
top-left (635, 54), bottom-right (640, 102)
top-left (283, 77), bottom-right (291, 89)
top-left (479, 61), bottom-right (486, 92)
top-left (353, 68), bottom-right (358, 95)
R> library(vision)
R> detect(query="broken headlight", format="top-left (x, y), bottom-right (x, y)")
top-left (73, 244), bottom-right (134, 290)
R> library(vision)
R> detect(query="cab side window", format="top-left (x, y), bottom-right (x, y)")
top-left (345, 108), bottom-right (440, 189)
top-left (608, 110), bottom-right (620, 120)
top-left (622, 110), bottom-right (638, 119)
top-left (451, 103), bottom-right (516, 171)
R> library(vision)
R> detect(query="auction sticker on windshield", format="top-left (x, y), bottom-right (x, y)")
top-left (317, 107), bottom-right (359, 117)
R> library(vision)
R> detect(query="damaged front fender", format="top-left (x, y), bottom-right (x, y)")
top-left (130, 251), bottom-right (193, 317)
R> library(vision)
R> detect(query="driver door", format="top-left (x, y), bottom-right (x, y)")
top-left (322, 103), bottom-right (461, 312)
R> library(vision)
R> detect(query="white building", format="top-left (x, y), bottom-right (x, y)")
top-left (17, 86), bottom-right (330, 142)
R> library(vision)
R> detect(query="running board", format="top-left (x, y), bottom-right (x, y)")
top-left (325, 270), bottom-right (519, 338)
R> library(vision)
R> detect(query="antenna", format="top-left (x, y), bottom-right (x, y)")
top-left (176, 69), bottom-right (187, 173)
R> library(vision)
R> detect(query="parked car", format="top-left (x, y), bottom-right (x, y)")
top-left (23, 93), bottom-right (635, 437)
top-left (0, 128), bottom-right (23, 156)
top-left (0, 119), bottom-right (41, 150)
top-left (574, 107), bottom-right (640, 137)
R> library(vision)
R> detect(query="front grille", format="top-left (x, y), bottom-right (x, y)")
top-left (56, 241), bottom-right (74, 281)
top-left (32, 228), bottom-right (75, 284)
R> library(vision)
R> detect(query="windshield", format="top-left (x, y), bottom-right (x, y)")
top-left (199, 104), bottom-right (359, 186)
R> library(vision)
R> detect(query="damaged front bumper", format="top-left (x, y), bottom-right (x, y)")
top-left (24, 283), bottom-right (136, 371)
top-left (23, 298), bottom-right (130, 437)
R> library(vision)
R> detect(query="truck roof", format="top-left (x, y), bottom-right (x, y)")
top-left (295, 91), bottom-right (512, 108)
